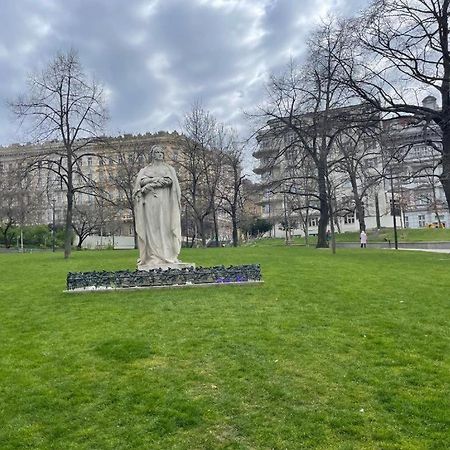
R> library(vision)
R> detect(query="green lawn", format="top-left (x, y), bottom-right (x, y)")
top-left (0, 246), bottom-right (449, 449)
top-left (246, 227), bottom-right (450, 247)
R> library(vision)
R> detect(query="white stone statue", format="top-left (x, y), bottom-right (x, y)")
top-left (133, 145), bottom-right (191, 271)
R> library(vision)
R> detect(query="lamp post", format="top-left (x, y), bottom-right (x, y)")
top-left (51, 199), bottom-right (56, 252)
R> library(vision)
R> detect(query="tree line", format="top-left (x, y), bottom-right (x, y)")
top-left (3, 0), bottom-right (449, 254)
top-left (2, 50), bottom-right (258, 256)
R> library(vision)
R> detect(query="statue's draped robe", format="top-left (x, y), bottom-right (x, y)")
top-left (133, 163), bottom-right (182, 269)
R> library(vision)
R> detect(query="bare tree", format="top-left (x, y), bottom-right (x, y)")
top-left (179, 103), bottom-right (218, 247)
top-left (72, 199), bottom-right (119, 249)
top-left (338, 0), bottom-right (450, 209)
top-left (256, 20), bottom-right (355, 247)
top-left (10, 49), bottom-right (108, 258)
top-left (105, 141), bottom-right (149, 248)
top-left (219, 134), bottom-right (246, 247)
top-left (332, 117), bottom-right (384, 231)
top-left (0, 165), bottom-right (43, 248)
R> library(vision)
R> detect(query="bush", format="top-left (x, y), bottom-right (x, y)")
top-left (0, 225), bottom-right (65, 248)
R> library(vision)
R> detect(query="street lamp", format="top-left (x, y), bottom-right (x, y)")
top-left (51, 199), bottom-right (56, 252)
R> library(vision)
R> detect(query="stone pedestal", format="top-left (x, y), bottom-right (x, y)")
top-left (137, 262), bottom-right (195, 271)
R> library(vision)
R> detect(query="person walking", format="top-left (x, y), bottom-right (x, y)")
top-left (360, 230), bottom-right (368, 248)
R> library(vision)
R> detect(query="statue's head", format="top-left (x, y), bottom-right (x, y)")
top-left (150, 145), bottom-right (165, 162)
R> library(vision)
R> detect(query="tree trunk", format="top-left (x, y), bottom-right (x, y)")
top-left (329, 203), bottom-right (336, 255)
top-left (375, 193), bottom-right (381, 229)
top-left (131, 208), bottom-right (138, 249)
top-left (231, 209), bottom-right (238, 247)
top-left (316, 165), bottom-right (329, 248)
top-left (2, 222), bottom-right (12, 248)
top-left (64, 189), bottom-right (73, 259)
top-left (431, 182), bottom-right (443, 227)
top-left (439, 142), bottom-right (450, 211)
top-left (212, 209), bottom-right (220, 246)
top-left (439, 27), bottom-right (450, 210)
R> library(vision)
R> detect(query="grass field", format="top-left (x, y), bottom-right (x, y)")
top-left (272, 227), bottom-right (450, 245)
top-left (0, 246), bottom-right (449, 449)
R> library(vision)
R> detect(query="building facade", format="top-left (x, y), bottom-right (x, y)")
top-left (253, 98), bottom-right (449, 237)
top-left (0, 132), bottom-right (181, 245)
top-left (0, 130), bottom-right (239, 247)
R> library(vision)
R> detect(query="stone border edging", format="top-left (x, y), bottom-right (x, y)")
top-left (66, 264), bottom-right (262, 292)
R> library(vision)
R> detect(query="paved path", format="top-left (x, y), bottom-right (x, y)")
top-left (398, 248), bottom-right (450, 254)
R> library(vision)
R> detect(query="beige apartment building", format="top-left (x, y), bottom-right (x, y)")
top-left (0, 132), bottom-right (181, 242)
top-left (0, 130), bottom-right (239, 247)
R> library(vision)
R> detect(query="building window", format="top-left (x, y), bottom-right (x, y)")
top-left (418, 214), bottom-right (426, 227)
top-left (87, 157), bottom-right (93, 167)
top-left (404, 216), bottom-right (409, 228)
top-left (309, 217), bottom-right (318, 227)
top-left (344, 214), bottom-right (355, 224)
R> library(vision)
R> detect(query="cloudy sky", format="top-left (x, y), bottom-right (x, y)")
top-left (0, 0), bottom-right (369, 147)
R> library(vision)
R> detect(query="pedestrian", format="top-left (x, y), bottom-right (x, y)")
top-left (360, 230), bottom-right (367, 248)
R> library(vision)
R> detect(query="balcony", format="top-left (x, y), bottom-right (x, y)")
top-left (253, 165), bottom-right (272, 175)
top-left (252, 147), bottom-right (277, 158)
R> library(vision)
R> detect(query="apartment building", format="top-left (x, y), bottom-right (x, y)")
top-left (253, 98), bottom-right (449, 237)
top-left (0, 132), bottom-right (182, 238)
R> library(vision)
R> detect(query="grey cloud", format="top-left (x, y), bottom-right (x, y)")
top-left (0, 0), bottom-right (371, 146)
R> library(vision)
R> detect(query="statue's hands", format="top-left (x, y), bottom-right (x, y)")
top-left (149, 177), bottom-right (172, 188)
top-left (142, 184), bottom-right (158, 197)
top-left (140, 176), bottom-right (152, 187)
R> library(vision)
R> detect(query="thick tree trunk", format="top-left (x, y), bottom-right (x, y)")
top-left (64, 190), bottom-right (73, 259)
top-left (212, 209), bottom-right (220, 246)
top-left (316, 165), bottom-right (329, 248)
top-left (231, 209), bottom-right (238, 247)
top-left (439, 140), bottom-right (450, 211)
top-left (439, 21), bottom-right (450, 210)
top-left (2, 222), bottom-right (12, 248)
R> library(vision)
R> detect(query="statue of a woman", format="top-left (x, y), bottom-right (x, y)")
top-left (133, 145), bottom-right (187, 270)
